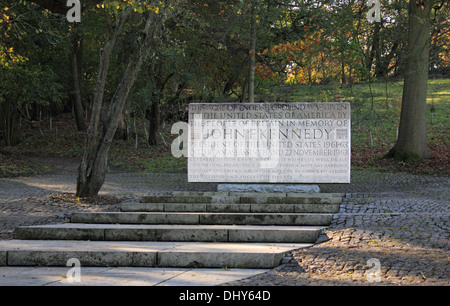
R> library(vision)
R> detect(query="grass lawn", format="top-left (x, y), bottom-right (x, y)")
top-left (0, 79), bottom-right (448, 177)
top-left (259, 78), bottom-right (449, 174)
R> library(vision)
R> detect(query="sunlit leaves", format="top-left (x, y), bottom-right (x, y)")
top-left (257, 30), bottom-right (330, 84)
top-left (0, 4), bottom-right (28, 69)
top-left (95, 0), bottom-right (162, 14)
top-left (0, 45), bottom-right (28, 68)
top-left (0, 5), bottom-right (13, 38)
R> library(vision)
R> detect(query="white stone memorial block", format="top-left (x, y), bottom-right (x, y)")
top-left (188, 103), bottom-right (351, 183)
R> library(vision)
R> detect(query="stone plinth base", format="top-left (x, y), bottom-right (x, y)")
top-left (217, 184), bottom-right (320, 193)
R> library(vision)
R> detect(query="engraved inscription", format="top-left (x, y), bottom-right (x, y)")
top-left (188, 103), bottom-right (351, 183)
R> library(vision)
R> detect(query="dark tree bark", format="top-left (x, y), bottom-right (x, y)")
top-left (69, 26), bottom-right (87, 131)
top-left (376, 42), bottom-right (399, 77)
top-left (387, 0), bottom-right (433, 161)
top-left (248, 0), bottom-right (257, 103)
top-left (148, 57), bottom-right (163, 146)
top-left (77, 10), bottom-right (160, 197)
top-left (76, 13), bottom-right (125, 197)
top-left (148, 55), bottom-right (175, 146)
top-left (116, 112), bottom-right (128, 140)
top-left (148, 98), bottom-right (160, 146)
top-left (341, 54), bottom-right (346, 85)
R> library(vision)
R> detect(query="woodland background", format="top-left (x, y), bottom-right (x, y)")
top-left (0, 0), bottom-right (448, 193)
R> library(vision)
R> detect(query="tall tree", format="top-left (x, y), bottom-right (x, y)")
top-left (388, 0), bottom-right (435, 161)
top-left (77, 2), bottom-right (175, 197)
top-left (1, 1), bottom-right (66, 146)
top-left (248, 0), bottom-right (257, 102)
top-left (69, 24), bottom-right (87, 131)
top-left (23, 0), bottom-right (102, 132)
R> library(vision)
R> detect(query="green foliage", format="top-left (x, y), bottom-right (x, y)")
top-left (0, 63), bottom-right (65, 145)
top-left (142, 156), bottom-right (187, 173)
top-left (258, 78), bottom-right (449, 175)
top-left (2, 78), bottom-right (448, 178)
top-left (0, 1), bottom-right (67, 146)
top-left (0, 0), bottom-right (449, 177)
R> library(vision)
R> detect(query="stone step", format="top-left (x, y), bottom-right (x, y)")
top-left (7, 192), bottom-right (341, 269)
top-left (0, 240), bottom-right (312, 268)
top-left (140, 194), bottom-right (344, 204)
top-left (171, 191), bottom-right (345, 197)
top-left (70, 212), bottom-right (333, 226)
top-left (121, 202), bottom-right (341, 213)
top-left (14, 224), bottom-right (324, 243)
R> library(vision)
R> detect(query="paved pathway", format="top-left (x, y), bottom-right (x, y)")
top-left (0, 159), bottom-right (449, 286)
top-left (0, 266), bottom-right (268, 286)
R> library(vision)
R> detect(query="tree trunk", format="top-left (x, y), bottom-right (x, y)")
top-left (148, 56), bottom-right (174, 146)
top-left (366, 22), bottom-right (380, 75)
top-left (77, 9), bottom-right (157, 197)
top-left (76, 29), bottom-right (118, 197)
top-left (248, 1), bottom-right (257, 103)
top-left (70, 27), bottom-right (87, 132)
top-left (116, 112), bottom-right (128, 140)
top-left (341, 55), bottom-right (346, 85)
top-left (387, 0), bottom-right (432, 161)
top-left (307, 66), bottom-right (312, 86)
top-left (0, 98), bottom-right (18, 146)
top-left (376, 42), bottom-right (399, 77)
top-left (148, 99), bottom-right (160, 146)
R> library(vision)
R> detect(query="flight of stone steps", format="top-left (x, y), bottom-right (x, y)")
top-left (0, 191), bottom-right (344, 269)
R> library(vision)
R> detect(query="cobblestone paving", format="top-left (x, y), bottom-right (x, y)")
top-left (0, 159), bottom-right (448, 286)
top-left (225, 172), bottom-right (450, 286)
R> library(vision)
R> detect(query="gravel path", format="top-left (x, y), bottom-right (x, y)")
top-left (0, 158), bottom-right (448, 286)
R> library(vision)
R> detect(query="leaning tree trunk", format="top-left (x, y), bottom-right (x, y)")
top-left (388, 0), bottom-right (433, 161)
top-left (77, 10), bottom-right (158, 197)
top-left (76, 26), bottom-right (120, 197)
